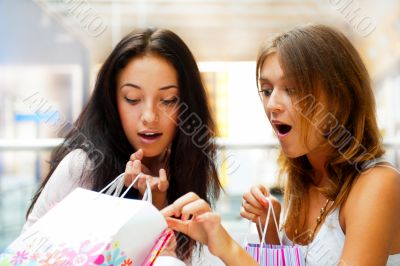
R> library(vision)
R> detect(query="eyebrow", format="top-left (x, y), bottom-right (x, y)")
top-left (258, 77), bottom-right (272, 83)
top-left (259, 75), bottom-right (292, 83)
top-left (119, 83), bottom-right (179, 91)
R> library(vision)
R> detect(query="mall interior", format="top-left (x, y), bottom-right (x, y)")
top-left (0, 0), bottom-right (400, 262)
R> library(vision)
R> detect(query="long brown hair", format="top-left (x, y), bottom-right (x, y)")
top-left (256, 24), bottom-right (384, 237)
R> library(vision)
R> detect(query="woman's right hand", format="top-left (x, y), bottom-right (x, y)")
top-left (240, 185), bottom-right (281, 244)
top-left (124, 149), bottom-right (169, 209)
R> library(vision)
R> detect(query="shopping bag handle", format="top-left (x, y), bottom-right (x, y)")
top-left (243, 196), bottom-right (281, 246)
top-left (258, 197), bottom-right (281, 246)
top-left (98, 172), bottom-right (152, 203)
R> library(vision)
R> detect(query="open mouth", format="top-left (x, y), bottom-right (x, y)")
top-left (138, 132), bottom-right (163, 140)
top-left (275, 124), bottom-right (292, 135)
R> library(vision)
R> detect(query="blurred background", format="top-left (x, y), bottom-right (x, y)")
top-left (1, 0), bottom-right (400, 257)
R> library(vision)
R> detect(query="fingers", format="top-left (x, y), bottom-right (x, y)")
top-left (240, 206), bottom-right (259, 222)
top-left (162, 193), bottom-right (222, 247)
top-left (165, 217), bottom-right (190, 236)
top-left (161, 192), bottom-right (201, 218)
top-left (181, 198), bottom-right (211, 221)
top-left (124, 159), bottom-right (142, 187)
top-left (158, 169), bottom-right (169, 192)
top-left (136, 172), bottom-right (168, 193)
top-left (137, 174), bottom-right (152, 194)
top-left (166, 211), bottom-right (221, 246)
top-left (242, 191), bottom-right (263, 209)
top-left (176, 194), bottom-right (209, 220)
top-left (240, 200), bottom-right (266, 223)
top-left (240, 185), bottom-right (270, 222)
top-left (251, 185), bottom-right (270, 207)
top-left (242, 201), bottom-right (264, 216)
top-left (242, 185), bottom-right (269, 208)
top-left (130, 149), bottom-right (152, 174)
top-left (195, 212), bottom-right (221, 228)
top-left (129, 149), bottom-right (143, 161)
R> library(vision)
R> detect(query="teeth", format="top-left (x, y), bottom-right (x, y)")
top-left (144, 133), bottom-right (156, 136)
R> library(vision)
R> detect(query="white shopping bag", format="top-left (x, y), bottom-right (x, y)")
top-left (0, 173), bottom-right (171, 266)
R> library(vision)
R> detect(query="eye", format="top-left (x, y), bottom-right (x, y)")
top-left (259, 88), bottom-right (273, 97)
top-left (285, 87), bottom-right (296, 95)
top-left (124, 96), bottom-right (140, 105)
top-left (161, 97), bottom-right (178, 106)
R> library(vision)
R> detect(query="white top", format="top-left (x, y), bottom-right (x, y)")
top-left (282, 208), bottom-right (400, 266)
top-left (153, 256), bottom-right (186, 266)
top-left (23, 149), bottom-right (186, 265)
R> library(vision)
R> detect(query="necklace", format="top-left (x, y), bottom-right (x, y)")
top-left (293, 199), bottom-right (332, 245)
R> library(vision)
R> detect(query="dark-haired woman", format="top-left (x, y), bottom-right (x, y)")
top-left (24, 28), bottom-right (221, 264)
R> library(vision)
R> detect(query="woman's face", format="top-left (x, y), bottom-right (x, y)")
top-left (116, 54), bottom-right (179, 158)
top-left (259, 53), bottom-right (324, 158)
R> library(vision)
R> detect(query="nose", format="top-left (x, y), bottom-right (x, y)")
top-left (265, 89), bottom-right (285, 114)
top-left (141, 102), bottom-right (158, 124)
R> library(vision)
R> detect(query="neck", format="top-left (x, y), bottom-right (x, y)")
top-left (141, 151), bottom-right (168, 175)
top-left (306, 146), bottom-right (330, 187)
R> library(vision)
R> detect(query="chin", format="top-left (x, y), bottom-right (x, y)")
top-left (281, 148), bottom-right (306, 159)
top-left (141, 147), bottom-right (164, 158)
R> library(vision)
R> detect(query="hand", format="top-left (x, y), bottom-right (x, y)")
top-left (240, 185), bottom-right (281, 243)
top-left (124, 149), bottom-right (169, 209)
top-left (161, 192), bottom-right (234, 259)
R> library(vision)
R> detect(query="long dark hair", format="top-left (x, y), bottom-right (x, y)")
top-left (27, 28), bottom-right (221, 260)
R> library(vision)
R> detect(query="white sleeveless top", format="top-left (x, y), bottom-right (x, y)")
top-left (282, 208), bottom-right (400, 265)
top-left (282, 158), bottom-right (400, 265)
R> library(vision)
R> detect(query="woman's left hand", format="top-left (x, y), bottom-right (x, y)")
top-left (162, 193), bottom-right (259, 266)
top-left (161, 192), bottom-right (234, 259)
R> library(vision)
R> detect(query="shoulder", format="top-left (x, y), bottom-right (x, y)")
top-left (62, 148), bottom-right (89, 163)
top-left (350, 164), bottom-right (400, 202)
top-left (61, 149), bottom-right (91, 172)
top-left (52, 149), bottom-right (92, 188)
top-left (343, 164), bottom-right (400, 228)
top-left (339, 164), bottom-right (400, 261)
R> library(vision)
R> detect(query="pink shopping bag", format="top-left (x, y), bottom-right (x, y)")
top-left (244, 197), bottom-right (305, 266)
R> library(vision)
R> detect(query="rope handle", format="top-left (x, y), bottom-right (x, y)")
top-left (98, 172), bottom-right (152, 203)
top-left (243, 196), bottom-right (281, 246)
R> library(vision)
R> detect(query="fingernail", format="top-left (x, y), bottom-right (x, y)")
top-left (133, 160), bottom-right (140, 167)
top-left (261, 197), bottom-right (269, 207)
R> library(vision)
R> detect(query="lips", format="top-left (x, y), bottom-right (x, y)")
top-left (138, 130), bottom-right (163, 143)
top-left (271, 120), bottom-right (292, 137)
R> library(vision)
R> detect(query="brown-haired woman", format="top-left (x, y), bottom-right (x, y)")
top-left (162, 24), bottom-right (400, 265)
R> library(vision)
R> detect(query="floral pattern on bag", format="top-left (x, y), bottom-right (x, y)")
top-left (0, 240), bottom-right (133, 266)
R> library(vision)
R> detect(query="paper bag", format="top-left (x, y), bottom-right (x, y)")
top-left (0, 173), bottom-right (171, 266)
